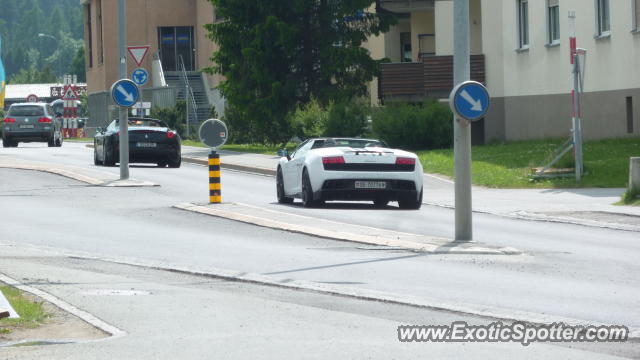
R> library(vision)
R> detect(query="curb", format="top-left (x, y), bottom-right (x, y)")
top-left (0, 273), bottom-right (126, 343)
top-left (182, 156), bottom-right (276, 176)
top-left (174, 202), bottom-right (521, 255)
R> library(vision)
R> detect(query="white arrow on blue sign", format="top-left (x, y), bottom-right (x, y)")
top-left (110, 79), bottom-right (140, 108)
top-left (449, 81), bottom-right (490, 122)
top-left (131, 68), bottom-right (149, 86)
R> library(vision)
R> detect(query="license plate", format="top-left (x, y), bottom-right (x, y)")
top-left (19, 125), bottom-right (34, 129)
top-left (136, 142), bottom-right (157, 148)
top-left (355, 181), bottom-right (386, 189)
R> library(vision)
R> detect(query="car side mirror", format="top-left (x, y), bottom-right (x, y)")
top-left (277, 149), bottom-right (290, 160)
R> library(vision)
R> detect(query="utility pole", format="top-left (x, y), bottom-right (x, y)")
top-left (453, 0), bottom-right (473, 241)
top-left (118, 0), bottom-right (130, 179)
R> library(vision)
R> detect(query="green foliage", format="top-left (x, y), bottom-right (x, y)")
top-left (0, 0), bottom-right (84, 80)
top-left (150, 100), bottom-right (186, 135)
top-left (0, 286), bottom-right (49, 332)
top-left (291, 98), bottom-right (328, 139)
top-left (620, 188), bottom-right (640, 205)
top-left (70, 46), bottom-right (86, 83)
top-left (372, 101), bottom-right (453, 150)
top-left (324, 98), bottom-right (370, 137)
top-left (418, 137), bottom-right (640, 189)
top-left (209, 106), bottom-right (219, 119)
top-left (205, 0), bottom-right (396, 144)
top-left (9, 64), bottom-right (58, 84)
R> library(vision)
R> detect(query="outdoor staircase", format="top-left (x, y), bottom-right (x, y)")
top-left (165, 71), bottom-right (212, 124)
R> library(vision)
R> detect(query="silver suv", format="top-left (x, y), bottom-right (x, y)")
top-left (2, 103), bottom-right (63, 148)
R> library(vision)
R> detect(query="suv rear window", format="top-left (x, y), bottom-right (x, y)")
top-left (8, 106), bottom-right (45, 117)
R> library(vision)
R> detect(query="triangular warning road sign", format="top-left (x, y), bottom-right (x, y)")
top-left (127, 46), bottom-right (150, 67)
top-left (62, 85), bottom-right (78, 100)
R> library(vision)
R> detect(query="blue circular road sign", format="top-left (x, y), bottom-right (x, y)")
top-left (131, 68), bottom-right (149, 86)
top-left (110, 79), bottom-right (140, 108)
top-left (449, 81), bottom-right (490, 122)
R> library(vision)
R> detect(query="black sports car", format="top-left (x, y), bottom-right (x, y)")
top-left (94, 117), bottom-right (181, 168)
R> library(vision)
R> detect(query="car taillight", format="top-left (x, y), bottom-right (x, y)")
top-left (322, 156), bottom-right (345, 165)
top-left (167, 131), bottom-right (175, 139)
top-left (4, 118), bottom-right (16, 123)
top-left (395, 157), bottom-right (416, 165)
top-left (38, 117), bottom-right (52, 123)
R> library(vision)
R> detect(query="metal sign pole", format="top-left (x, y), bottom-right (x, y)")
top-left (118, 0), bottom-right (129, 180)
top-left (568, 11), bottom-right (583, 182)
top-left (453, 0), bottom-right (473, 241)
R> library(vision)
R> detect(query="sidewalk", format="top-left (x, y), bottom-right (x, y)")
top-left (181, 145), bottom-right (640, 231)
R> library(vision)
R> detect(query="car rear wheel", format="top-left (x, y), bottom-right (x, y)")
top-left (104, 148), bottom-right (116, 166)
top-left (167, 154), bottom-right (181, 168)
top-left (398, 188), bottom-right (423, 210)
top-left (301, 169), bottom-right (321, 208)
top-left (2, 138), bottom-right (12, 148)
top-left (276, 167), bottom-right (293, 204)
top-left (94, 147), bottom-right (102, 165)
top-left (47, 136), bottom-right (55, 147)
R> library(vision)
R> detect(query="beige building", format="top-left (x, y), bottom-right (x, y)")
top-left (81, 0), bottom-right (222, 127)
top-left (370, 0), bottom-right (640, 143)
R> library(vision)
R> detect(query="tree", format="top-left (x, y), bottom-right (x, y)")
top-left (71, 46), bottom-right (86, 82)
top-left (205, 0), bottom-right (395, 144)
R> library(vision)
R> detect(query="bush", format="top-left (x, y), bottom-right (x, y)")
top-left (150, 100), bottom-right (186, 136)
top-left (372, 101), bottom-right (453, 150)
top-left (323, 98), bottom-right (370, 138)
top-left (291, 98), bottom-right (327, 140)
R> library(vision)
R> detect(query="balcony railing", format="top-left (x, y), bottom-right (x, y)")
top-left (378, 0), bottom-right (435, 12)
top-left (379, 54), bottom-right (486, 101)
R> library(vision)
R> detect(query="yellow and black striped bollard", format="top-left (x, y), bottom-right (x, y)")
top-left (209, 152), bottom-right (222, 203)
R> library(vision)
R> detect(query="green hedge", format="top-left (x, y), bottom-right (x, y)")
top-left (372, 101), bottom-right (453, 150)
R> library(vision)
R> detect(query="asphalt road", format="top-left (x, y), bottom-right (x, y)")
top-left (1, 142), bottom-right (639, 358)
top-left (1, 246), bottom-right (628, 359)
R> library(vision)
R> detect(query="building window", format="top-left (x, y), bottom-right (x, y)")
top-left (547, 0), bottom-right (560, 44)
top-left (517, 0), bottom-right (529, 49)
top-left (400, 32), bottom-right (412, 62)
top-left (596, 0), bottom-right (610, 36)
top-left (97, 0), bottom-right (103, 64)
top-left (85, 4), bottom-right (93, 68)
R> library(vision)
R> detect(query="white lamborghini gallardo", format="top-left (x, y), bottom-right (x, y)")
top-left (276, 138), bottom-right (423, 209)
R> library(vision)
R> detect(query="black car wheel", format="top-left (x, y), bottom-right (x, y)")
top-left (157, 161), bottom-right (168, 168)
top-left (104, 148), bottom-right (116, 166)
top-left (47, 136), bottom-right (55, 147)
top-left (167, 153), bottom-right (181, 168)
top-left (2, 138), bottom-right (11, 148)
top-left (398, 188), bottom-right (423, 210)
top-left (276, 167), bottom-right (293, 204)
top-left (55, 132), bottom-right (63, 147)
top-left (301, 169), bottom-right (321, 208)
top-left (94, 147), bottom-right (102, 165)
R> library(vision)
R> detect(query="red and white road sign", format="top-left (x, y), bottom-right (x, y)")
top-left (127, 46), bottom-right (150, 67)
top-left (26, 94), bottom-right (39, 103)
top-left (62, 85), bottom-right (78, 101)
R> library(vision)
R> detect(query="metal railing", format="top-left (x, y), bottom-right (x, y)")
top-left (178, 55), bottom-right (198, 137)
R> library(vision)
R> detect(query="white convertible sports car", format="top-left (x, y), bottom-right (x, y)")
top-left (276, 138), bottom-right (423, 209)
